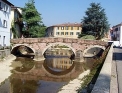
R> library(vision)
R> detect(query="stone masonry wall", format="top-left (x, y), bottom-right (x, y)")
top-left (10, 38), bottom-right (108, 61)
top-left (0, 49), bottom-right (10, 60)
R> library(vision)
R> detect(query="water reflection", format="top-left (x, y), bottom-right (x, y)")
top-left (43, 57), bottom-right (75, 75)
top-left (10, 78), bottom-right (38, 93)
top-left (0, 55), bottom-right (96, 93)
top-left (45, 57), bottom-right (73, 72)
top-left (10, 78), bottom-right (66, 93)
top-left (11, 57), bottom-right (35, 72)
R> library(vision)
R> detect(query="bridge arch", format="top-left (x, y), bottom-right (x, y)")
top-left (11, 44), bottom-right (35, 56)
top-left (83, 45), bottom-right (105, 57)
top-left (42, 42), bottom-right (76, 56)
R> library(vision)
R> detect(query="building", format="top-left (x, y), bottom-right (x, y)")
top-left (109, 23), bottom-right (122, 46)
top-left (10, 6), bottom-right (23, 39)
top-left (110, 23), bottom-right (122, 41)
top-left (0, 0), bottom-right (14, 47)
top-left (45, 23), bottom-right (82, 38)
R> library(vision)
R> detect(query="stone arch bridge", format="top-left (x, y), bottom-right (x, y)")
top-left (10, 37), bottom-right (108, 61)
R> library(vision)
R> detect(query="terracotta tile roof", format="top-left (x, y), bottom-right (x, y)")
top-left (52, 23), bottom-right (82, 27)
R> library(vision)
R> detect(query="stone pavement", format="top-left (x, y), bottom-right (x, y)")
top-left (0, 55), bottom-right (16, 85)
top-left (112, 47), bottom-right (122, 93)
top-left (110, 55), bottom-right (118, 93)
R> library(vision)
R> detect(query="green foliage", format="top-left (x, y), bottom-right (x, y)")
top-left (11, 20), bottom-right (19, 38)
top-left (54, 45), bottom-right (69, 48)
top-left (79, 34), bottom-right (95, 40)
top-left (22, 0), bottom-right (46, 38)
top-left (80, 3), bottom-right (110, 40)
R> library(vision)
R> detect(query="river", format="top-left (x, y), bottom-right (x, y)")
top-left (0, 55), bottom-right (95, 93)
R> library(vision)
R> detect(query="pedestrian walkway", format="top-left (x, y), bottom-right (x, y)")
top-left (112, 47), bottom-right (122, 93)
top-left (0, 55), bottom-right (16, 85)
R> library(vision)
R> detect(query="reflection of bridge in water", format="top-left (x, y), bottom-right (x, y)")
top-left (45, 48), bottom-right (73, 58)
top-left (11, 57), bottom-right (95, 82)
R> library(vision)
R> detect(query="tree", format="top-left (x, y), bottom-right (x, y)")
top-left (22, 0), bottom-right (46, 38)
top-left (80, 3), bottom-right (110, 40)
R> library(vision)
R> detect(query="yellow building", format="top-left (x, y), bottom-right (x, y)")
top-left (45, 23), bottom-right (82, 38)
top-left (10, 6), bottom-right (23, 39)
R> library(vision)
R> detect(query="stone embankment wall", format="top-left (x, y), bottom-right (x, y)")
top-left (0, 49), bottom-right (10, 60)
top-left (91, 43), bottom-right (113, 93)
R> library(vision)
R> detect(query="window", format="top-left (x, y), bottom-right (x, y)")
top-left (61, 32), bottom-right (64, 35)
top-left (51, 32), bottom-right (53, 36)
top-left (3, 4), bottom-right (5, 11)
top-left (56, 32), bottom-right (60, 35)
top-left (65, 26), bottom-right (69, 30)
top-left (0, 2), bottom-right (2, 9)
top-left (71, 27), bottom-right (73, 30)
top-left (70, 32), bottom-right (74, 35)
top-left (0, 2), bottom-right (8, 11)
top-left (2, 3), bottom-right (7, 12)
top-left (119, 27), bottom-right (120, 31)
top-left (57, 27), bottom-right (59, 30)
top-left (77, 27), bottom-right (79, 30)
top-left (3, 36), bottom-right (5, 47)
top-left (61, 27), bottom-right (64, 30)
top-left (65, 32), bottom-right (68, 35)
top-left (4, 4), bottom-right (8, 12)
top-left (115, 27), bottom-right (118, 31)
top-left (3, 20), bottom-right (7, 27)
top-left (76, 32), bottom-right (80, 35)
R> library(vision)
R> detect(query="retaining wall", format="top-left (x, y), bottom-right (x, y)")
top-left (0, 49), bottom-right (10, 59)
top-left (91, 44), bottom-right (113, 93)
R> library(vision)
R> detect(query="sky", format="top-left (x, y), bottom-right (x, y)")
top-left (9, 0), bottom-right (122, 27)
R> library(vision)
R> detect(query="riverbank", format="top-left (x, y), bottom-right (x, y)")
top-left (58, 69), bottom-right (90, 93)
top-left (0, 54), bottom-right (16, 85)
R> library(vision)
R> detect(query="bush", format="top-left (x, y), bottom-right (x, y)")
top-left (80, 35), bottom-right (95, 40)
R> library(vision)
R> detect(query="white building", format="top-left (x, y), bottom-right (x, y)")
top-left (0, 0), bottom-right (13, 47)
top-left (110, 23), bottom-right (122, 46)
top-left (10, 6), bottom-right (23, 39)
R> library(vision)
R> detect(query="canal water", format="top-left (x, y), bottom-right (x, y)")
top-left (0, 56), bottom-right (95, 93)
